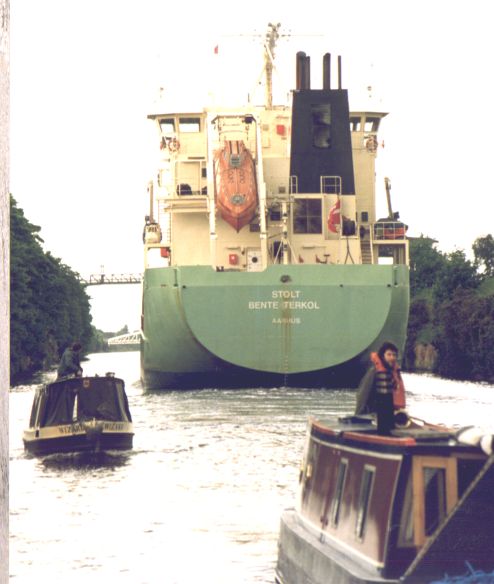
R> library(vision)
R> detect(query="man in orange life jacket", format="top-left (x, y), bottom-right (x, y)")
top-left (354, 341), bottom-right (406, 435)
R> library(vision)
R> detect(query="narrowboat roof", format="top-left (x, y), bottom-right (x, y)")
top-left (309, 416), bottom-right (486, 456)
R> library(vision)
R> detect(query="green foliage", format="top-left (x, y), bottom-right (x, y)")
top-left (432, 249), bottom-right (479, 303)
top-left (433, 289), bottom-right (494, 381)
top-left (473, 234), bottom-right (494, 278)
top-left (479, 277), bottom-right (494, 297)
top-left (86, 326), bottom-right (109, 353)
top-left (409, 236), bottom-right (446, 295)
top-left (403, 298), bottom-right (431, 370)
top-left (10, 196), bottom-right (93, 382)
top-left (407, 233), bottom-right (493, 381)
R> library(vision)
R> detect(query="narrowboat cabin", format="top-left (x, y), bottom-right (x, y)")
top-left (276, 416), bottom-right (494, 584)
top-left (23, 374), bottom-right (134, 455)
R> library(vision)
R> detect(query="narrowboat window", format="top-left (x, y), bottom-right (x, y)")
top-left (179, 117), bottom-right (201, 133)
top-left (331, 459), bottom-right (348, 526)
top-left (72, 394), bottom-right (78, 422)
top-left (312, 104), bottom-right (332, 148)
top-left (356, 466), bottom-right (375, 540)
top-left (398, 477), bottom-right (415, 546)
top-left (364, 117), bottom-right (380, 132)
top-left (159, 118), bottom-right (175, 135)
top-left (424, 467), bottom-right (446, 536)
top-left (293, 199), bottom-right (322, 234)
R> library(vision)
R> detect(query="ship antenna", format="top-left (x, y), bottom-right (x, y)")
top-left (223, 25), bottom-right (323, 107)
top-left (385, 177), bottom-right (394, 219)
top-left (263, 22), bottom-right (281, 109)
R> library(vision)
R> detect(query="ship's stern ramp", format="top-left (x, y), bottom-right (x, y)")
top-left (142, 264), bottom-right (408, 378)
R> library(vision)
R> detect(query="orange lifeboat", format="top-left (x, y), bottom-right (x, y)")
top-left (213, 140), bottom-right (258, 232)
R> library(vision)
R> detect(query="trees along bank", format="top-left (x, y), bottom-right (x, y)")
top-left (404, 234), bottom-right (494, 382)
top-left (10, 196), bottom-right (93, 383)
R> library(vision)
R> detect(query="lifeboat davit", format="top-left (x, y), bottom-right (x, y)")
top-left (213, 140), bottom-right (258, 231)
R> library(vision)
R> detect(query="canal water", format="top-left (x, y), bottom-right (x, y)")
top-left (9, 351), bottom-right (494, 583)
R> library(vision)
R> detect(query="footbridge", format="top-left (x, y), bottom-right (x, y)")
top-left (79, 273), bottom-right (142, 286)
top-left (107, 331), bottom-right (142, 346)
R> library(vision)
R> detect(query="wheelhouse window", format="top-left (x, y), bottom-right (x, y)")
top-left (364, 117), bottom-right (381, 133)
top-left (159, 118), bottom-right (175, 135)
top-left (179, 117), bottom-right (201, 133)
top-left (293, 199), bottom-right (322, 234)
top-left (312, 104), bottom-right (332, 148)
top-left (349, 117), bottom-right (361, 131)
top-left (356, 466), bottom-right (375, 540)
top-left (331, 459), bottom-right (348, 527)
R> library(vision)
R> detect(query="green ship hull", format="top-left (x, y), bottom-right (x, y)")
top-left (140, 264), bottom-right (409, 389)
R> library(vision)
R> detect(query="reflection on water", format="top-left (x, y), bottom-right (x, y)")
top-left (9, 351), bottom-right (494, 583)
top-left (39, 451), bottom-right (133, 472)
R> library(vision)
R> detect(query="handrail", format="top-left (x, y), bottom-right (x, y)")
top-left (373, 221), bottom-right (407, 241)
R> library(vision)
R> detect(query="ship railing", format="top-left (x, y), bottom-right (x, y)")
top-left (320, 176), bottom-right (342, 195)
top-left (373, 221), bottom-right (407, 241)
top-left (157, 195), bottom-right (209, 214)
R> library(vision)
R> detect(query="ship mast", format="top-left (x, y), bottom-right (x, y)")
top-left (264, 22), bottom-right (281, 109)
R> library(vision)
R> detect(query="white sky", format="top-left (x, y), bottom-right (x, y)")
top-left (10, 0), bottom-right (494, 330)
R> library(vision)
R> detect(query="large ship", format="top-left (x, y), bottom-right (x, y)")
top-left (140, 25), bottom-right (409, 390)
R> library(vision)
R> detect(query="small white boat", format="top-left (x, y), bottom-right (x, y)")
top-left (23, 374), bottom-right (134, 455)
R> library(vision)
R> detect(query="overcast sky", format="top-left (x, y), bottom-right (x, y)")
top-left (10, 0), bottom-right (494, 330)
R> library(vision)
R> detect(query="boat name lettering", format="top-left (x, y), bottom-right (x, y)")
top-left (272, 290), bottom-right (301, 299)
top-left (102, 422), bottom-right (125, 431)
top-left (248, 292), bottom-right (320, 311)
top-left (57, 422), bottom-right (125, 434)
top-left (272, 317), bottom-right (301, 324)
top-left (58, 423), bottom-right (85, 434)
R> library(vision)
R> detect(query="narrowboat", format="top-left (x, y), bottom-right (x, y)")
top-left (23, 374), bottom-right (134, 455)
top-left (276, 416), bottom-right (494, 583)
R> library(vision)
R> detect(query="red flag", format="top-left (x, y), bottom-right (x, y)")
top-left (214, 45), bottom-right (219, 55)
top-left (327, 198), bottom-right (341, 233)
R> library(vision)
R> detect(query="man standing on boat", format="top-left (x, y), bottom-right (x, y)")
top-left (56, 342), bottom-right (83, 379)
top-left (354, 341), bottom-right (406, 434)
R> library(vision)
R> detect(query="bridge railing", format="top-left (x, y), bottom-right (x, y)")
top-left (79, 273), bottom-right (143, 286)
top-left (107, 331), bottom-right (142, 346)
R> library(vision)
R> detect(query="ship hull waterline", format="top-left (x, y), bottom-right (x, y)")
top-left (140, 264), bottom-right (409, 390)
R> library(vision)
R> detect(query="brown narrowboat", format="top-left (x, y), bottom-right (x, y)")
top-left (213, 140), bottom-right (258, 232)
top-left (276, 416), bottom-right (494, 583)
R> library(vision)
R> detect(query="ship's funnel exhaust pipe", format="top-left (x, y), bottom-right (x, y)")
top-left (338, 55), bottom-right (342, 89)
top-left (323, 53), bottom-right (331, 90)
top-left (296, 51), bottom-right (311, 90)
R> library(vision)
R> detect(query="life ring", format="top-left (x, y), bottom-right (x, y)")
top-left (365, 136), bottom-right (378, 152)
top-left (168, 137), bottom-right (180, 152)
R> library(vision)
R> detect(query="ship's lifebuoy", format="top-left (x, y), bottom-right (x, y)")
top-left (365, 136), bottom-right (378, 152)
top-left (168, 137), bottom-right (180, 152)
